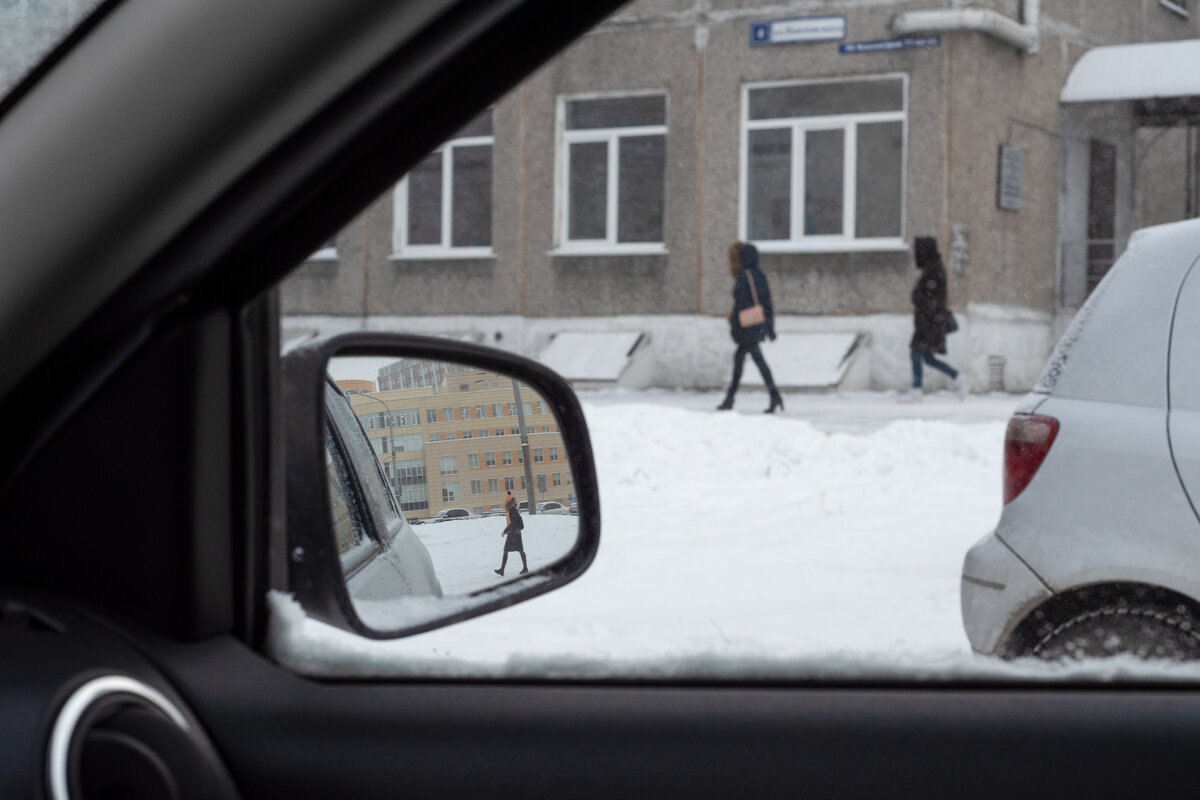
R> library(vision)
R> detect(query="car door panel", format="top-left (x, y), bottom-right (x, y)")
top-left (1168, 253), bottom-right (1200, 522)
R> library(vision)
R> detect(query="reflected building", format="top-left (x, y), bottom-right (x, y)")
top-left (342, 367), bottom-right (574, 521)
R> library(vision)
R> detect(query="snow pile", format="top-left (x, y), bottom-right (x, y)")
top-left (270, 392), bottom-right (1200, 681)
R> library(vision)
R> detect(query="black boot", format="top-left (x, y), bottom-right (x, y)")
top-left (519, 552), bottom-right (529, 575)
top-left (716, 392), bottom-right (735, 410)
top-left (765, 393), bottom-right (784, 414)
top-left (494, 568), bottom-right (504, 576)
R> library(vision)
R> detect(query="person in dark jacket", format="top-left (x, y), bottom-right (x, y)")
top-left (717, 242), bottom-right (784, 413)
top-left (495, 490), bottom-right (528, 576)
top-left (903, 236), bottom-right (966, 402)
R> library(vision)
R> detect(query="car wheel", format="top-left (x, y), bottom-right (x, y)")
top-left (1031, 605), bottom-right (1200, 661)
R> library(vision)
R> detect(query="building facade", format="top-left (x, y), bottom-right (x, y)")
top-left (284, 0), bottom-right (1200, 392)
top-left (342, 369), bottom-right (574, 521)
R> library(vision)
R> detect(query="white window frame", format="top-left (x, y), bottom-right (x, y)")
top-left (1160, 0), bottom-right (1189, 16)
top-left (739, 74), bottom-right (909, 254)
top-left (552, 90), bottom-right (669, 257)
top-left (392, 125), bottom-right (495, 260)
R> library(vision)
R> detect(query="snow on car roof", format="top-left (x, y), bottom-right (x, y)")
top-left (1060, 39), bottom-right (1200, 103)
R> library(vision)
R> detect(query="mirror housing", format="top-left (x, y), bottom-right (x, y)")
top-left (281, 332), bottom-right (600, 639)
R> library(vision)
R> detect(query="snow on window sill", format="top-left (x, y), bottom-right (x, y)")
top-left (1159, 0), bottom-right (1189, 18)
top-left (549, 244), bottom-right (668, 257)
top-left (751, 238), bottom-right (908, 255)
top-left (307, 247), bottom-right (338, 261)
top-left (390, 248), bottom-right (497, 261)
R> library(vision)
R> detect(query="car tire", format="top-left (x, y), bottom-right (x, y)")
top-left (1030, 604), bottom-right (1200, 661)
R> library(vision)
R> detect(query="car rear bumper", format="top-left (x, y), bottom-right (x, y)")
top-left (961, 532), bottom-right (1053, 655)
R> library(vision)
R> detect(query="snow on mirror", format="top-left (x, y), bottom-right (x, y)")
top-left (325, 356), bottom-right (579, 631)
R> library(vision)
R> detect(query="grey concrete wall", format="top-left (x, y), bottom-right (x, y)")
top-left (280, 0), bottom-right (1198, 325)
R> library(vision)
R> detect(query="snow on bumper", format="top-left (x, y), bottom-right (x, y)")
top-left (961, 532), bottom-right (1052, 655)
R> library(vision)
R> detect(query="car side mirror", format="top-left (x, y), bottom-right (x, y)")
top-left (281, 332), bottom-right (600, 639)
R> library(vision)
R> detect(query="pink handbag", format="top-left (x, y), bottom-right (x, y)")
top-left (737, 269), bottom-right (766, 328)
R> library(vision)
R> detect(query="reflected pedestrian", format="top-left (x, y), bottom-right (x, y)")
top-left (902, 236), bottom-right (966, 403)
top-left (495, 490), bottom-right (528, 576)
top-left (717, 242), bottom-right (784, 414)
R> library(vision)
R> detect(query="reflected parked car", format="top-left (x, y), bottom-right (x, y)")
top-left (427, 507), bottom-right (481, 523)
top-left (962, 218), bottom-right (1200, 661)
top-left (535, 501), bottom-right (571, 515)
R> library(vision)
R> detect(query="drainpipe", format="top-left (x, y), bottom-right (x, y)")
top-left (893, 0), bottom-right (1039, 55)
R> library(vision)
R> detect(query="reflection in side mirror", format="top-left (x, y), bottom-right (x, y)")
top-left (324, 355), bottom-right (581, 632)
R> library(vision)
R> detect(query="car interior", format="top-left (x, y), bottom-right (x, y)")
top-left (2, 0), bottom-right (1200, 798)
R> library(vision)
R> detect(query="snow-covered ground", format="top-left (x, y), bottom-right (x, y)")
top-left (413, 515), bottom-right (579, 595)
top-left (270, 389), bottom-right (1200, 681)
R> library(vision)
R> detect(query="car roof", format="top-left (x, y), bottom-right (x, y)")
top-left (1039, 217), bottom-right (1200, 405)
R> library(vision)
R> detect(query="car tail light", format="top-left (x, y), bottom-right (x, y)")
top-left (1003, 414), bottom-right (1059, 504)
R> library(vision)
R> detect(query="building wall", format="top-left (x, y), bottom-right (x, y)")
top-left (282, 0), bottom-right (1200, 391)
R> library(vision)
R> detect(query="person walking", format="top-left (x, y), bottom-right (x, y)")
top-left (717, 242), bottom-right (784, 413)
top-left (495, 490), bottom-right (528, 576)
top-left (903, 236), bottom-right (967, 403)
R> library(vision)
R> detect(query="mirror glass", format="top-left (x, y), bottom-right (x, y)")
top-left (323, 355), bottom-right (581, 631)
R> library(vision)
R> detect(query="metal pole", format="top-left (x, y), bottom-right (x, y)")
top-left (511, 379), bottom-right (537, 514)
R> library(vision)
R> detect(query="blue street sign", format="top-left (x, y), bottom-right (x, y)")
top-left (839, 36), bottom-right (941, 54)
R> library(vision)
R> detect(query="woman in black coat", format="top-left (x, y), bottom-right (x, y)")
top-left (495, 490), bottom-right (528, 576)
top-left (718, 242), bottom-right (784, 413)
top-left (904, 236), bottom-right (965, 402)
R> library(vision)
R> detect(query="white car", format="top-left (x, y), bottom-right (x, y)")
top-left (535, 501), bottom-right (571, 515)
top-left (962, 218), bottom-right (1200, 660)
top-left (426, 508), bottom-right (480, 523)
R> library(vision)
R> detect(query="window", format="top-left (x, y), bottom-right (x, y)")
top-left (426, 409), bottom-right (437, 423)
top-left (552, 472), bottom-right (562, 487)
top-left (487, 478), bottom-right (499, 493)
top-left (393, 109), bottom-right (494, 257)
top-left (445, 432), bottom-right (456, 440)
top-left (507, 402), bottom-right (516, 416)
top-left (392, 408), bottom-right (420, 426)
top-left (442, 482), bottom-right (459, 502)
top-left (443, 407), bottom-right (453, 421)
top-left (479, 429), bottom-right (489, 437)
top-left (486, 452), bottom-right (497, 467)
top-left (440, 456), bottom-right (458, 476)
top-left (541, 426), bottom-right (550, 433)
top-left (470, 480), bottom-right (482, 494)
top-left (472, 506), bottom-right (484, 515)
top-left (520, 475), bottom-right (526, 490)
top-left (501, 451), bottom-right (511, 465)
top-left (468, 454), bottom-right (479, 468)
top-left (460, 406), bottom-right (470, 419)
top-left (1160, 0), bottom-right (1189, 16)
top-left (550, 447), bottom-right (559, 462)
top-left (742, 76), bottom-right (906, 251)
top-left (492, 403), bottom-right (502, 417)
top-left (429, 433), bottom-right (439, 442)
top-left (476, 404), bottom-right (486, 418)
top-left (392, 459), bottom-right (428, 512)
top-left (463, 431), bottom-right (473, 438)
top-left (536, 400), bottom-right (546, 415)
top-left (558, 93), bottom-right (667, 252)
top-left (504, 476), bottom-right (514, 491)
top-left (511, 427), bottom-right (521, 435)
top-left (533, 448), bottom-right (544, 463)
top-left (517, 449), bottom-right (524, 463)
top-left (391, 433), bottom-right (423, 452)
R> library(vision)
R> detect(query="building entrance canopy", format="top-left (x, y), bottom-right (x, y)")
top-left (1061, 39), bottom-right (1200, 104)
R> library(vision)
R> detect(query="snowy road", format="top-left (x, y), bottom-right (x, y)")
top-left (276, 389), bottom-right (1044, 677)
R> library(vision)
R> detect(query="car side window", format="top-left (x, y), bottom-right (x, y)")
top-left (324, 382), bottom-right (403, 543)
